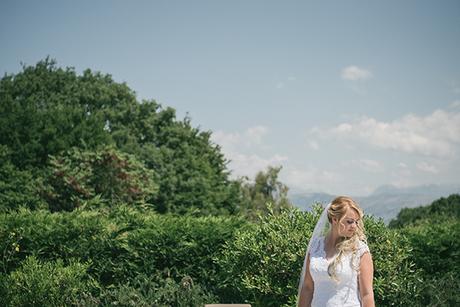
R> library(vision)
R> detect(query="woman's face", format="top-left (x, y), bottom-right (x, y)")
top-left (337, 207), bottom-right (360, 237)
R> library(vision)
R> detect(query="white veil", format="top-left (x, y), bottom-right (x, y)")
top-left (296, 202), bottom-right (332, 305)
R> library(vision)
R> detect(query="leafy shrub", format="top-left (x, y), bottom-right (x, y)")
top-left (215, 205), bottom-right (319, 306)
top-left (364, 215), bottom-right (424, 306)
top-left (0, 273), bottom-right (8, 305)
top-left (0, 206), bottom-right (247, 291)
top-left (215, 206), bottom-right (425, 306)
top-left (400, 219), bottom-right (460, 305)
top-left (2, 203), bottom-right (448, 306)
top-left (107, 206), bottom-right (249, 291)
top-left (401, 219), bottom-right (459, 277)
top-left (78, 274), bottom-right (218, 307)
top-left (389, 194), bottom-right (460, 305)
top-left (0, 208), bottom-right (109, 275)
top-left (1, 256), bottom-right (97, 307)
top-left (419, 271), bottom-right (460, 307)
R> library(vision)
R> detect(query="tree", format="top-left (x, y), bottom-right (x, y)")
top-left (238, 166), bottom-right (292, 220)
top-left (0, 58), bottom-right (240, 215)
top-left (40, 146), bottom-right (158, 211)
top-left (0, 58), bottom-right (116, 169)
top-left (0, 145), bottom-right (45, 211)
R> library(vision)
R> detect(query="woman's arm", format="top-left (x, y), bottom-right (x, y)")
top-left (359, 252), bottom-right (375, 307)
top-left (298, 254), bottom-right (314, 307)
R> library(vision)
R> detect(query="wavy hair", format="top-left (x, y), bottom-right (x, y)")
top-left (326, 196), bottom-right (366, 281)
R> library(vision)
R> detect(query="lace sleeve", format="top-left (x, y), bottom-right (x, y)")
top-left (357, 240), bottom-right (370, 258)
top-left (352, 240), bottom-right (370, 271)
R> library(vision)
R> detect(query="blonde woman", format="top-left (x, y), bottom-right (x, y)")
top-left (297, 196), bottom-right (375, 307)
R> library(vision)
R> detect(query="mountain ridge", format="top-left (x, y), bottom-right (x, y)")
top-left (289, 183), bottom-right (460, 223)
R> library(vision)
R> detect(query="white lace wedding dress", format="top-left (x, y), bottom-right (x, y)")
top-left (309, 236), bottom-right (369, 307)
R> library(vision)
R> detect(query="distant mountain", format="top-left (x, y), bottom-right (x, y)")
top-left (371, 184), bottom-right (459, 197)
top-left (289, 184), bottom-right (460, 223)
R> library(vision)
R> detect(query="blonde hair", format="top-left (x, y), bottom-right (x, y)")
top-left (327, 196), bottom-right (366, 281)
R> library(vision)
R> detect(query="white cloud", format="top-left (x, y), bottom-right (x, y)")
top-left (416, 162), bottom-right (439, 174)
top-left (396, 162), bottom-right (412, 177)
top-left (315, 109), bottom-right (460, 158)
top-left (227, 153), bottom-right (288, 178)
top-left (450, 100), bottom-right (460, 108)
top-left (351, 159), bottom-right (384, 173)
top-left (308, 140), bottom-right (319, 150)
top-left (336, 123), bottom-right (353, 133)
top-left (212, 125), bottom-right (269, 150)
top-left (450, 80), bottom-right (460, 94)
top-left (246, 126), bottom-right (268, 144)
top-left (398, 162), bottom-right (408, 169)
top-left (283, 168), bottom-right (342, 192)
top-left (275, 76), bottom-right (297, 89)
top-left (341, 66), bottom-right (373, 81)
top-left (211, 126), bottom-right (287, 179)
top-left (389, 162), bottom-right (414, 188)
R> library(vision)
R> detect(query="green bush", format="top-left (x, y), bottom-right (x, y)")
top-left (364, 215), bottom-right (424, 306)
top-left (3, 204), bottom-right (453, 306)
top-left (215, 205), bottom-right (318, 306)
top-left (0, 206), bottom-right (247, 291)
top-left (419, 271), bottom-right (460, 307)
top-left (78, 274), bottom-right (218, 307)
top-left (401, 219), bottom-right (459, 277)
top-left (400, 219), bottom-right (460, 305)
top-left (1, 256), bottom-right (96, 307)
top-left (0, 208), bottom-right (109, 275)
top-left (125, 212), bottom-right (248, 291)
top-left (215, 206), bottom-right (425, 306)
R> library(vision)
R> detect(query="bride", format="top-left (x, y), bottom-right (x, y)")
top-left (297, 196), bottom-right (375, 307)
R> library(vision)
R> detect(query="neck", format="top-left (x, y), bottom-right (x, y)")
top-left (326, 228), bottom-right (343, 246)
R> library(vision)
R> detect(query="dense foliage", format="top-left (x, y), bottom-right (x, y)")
top-left (401, 219), bottom-right (460, 306)
top-left (0, 256), bottom-right (95, 307)
top-left (0, 145), bottom-right (45, 211)
top-left (216, 205), bottom-right (317, 306)
top-left (0, 198), bottom-right (458, 306)
top-left (0, 58), bottom-right (240, 215)
top-left (389, 194), bottom-right (460, 306)
top-left (0, 206), bottom-right (247, 305)
top-left (40, 146), bottom-right (158, 211)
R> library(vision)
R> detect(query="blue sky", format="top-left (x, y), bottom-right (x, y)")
top-left (1, 0), bottom-right (460, 196)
